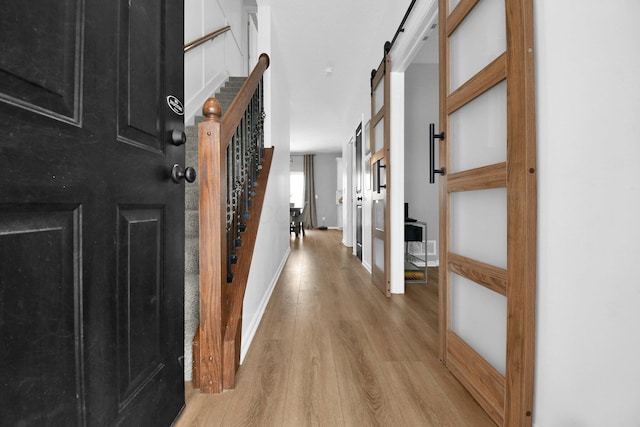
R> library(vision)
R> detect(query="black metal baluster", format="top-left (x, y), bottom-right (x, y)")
top-left (242, 110), bottom-right (250, 221)
top-left (226, 143), bottom-right (234, 282)
top-left (233, 127), bottom-right (242, 250)
top-left (221, 76), bottom-right (268, 284)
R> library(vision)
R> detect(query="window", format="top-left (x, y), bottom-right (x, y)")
top-left (290, 172), bottom-right (304, 208)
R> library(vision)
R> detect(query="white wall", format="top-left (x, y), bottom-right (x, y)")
top-left (290, 155), bottom-right (303, 173)
top-left (314, 154), bottom-right (341, 228)
top-left (184, 0), bottom-right (246, 123)
top-left (336, 157), bottom-right (344, 230)
top-left (534, 1), bottom-right (640, 425)
top-left (362, 123), bottom-right (372, 272)
top-left (342, 137), bottom-right (353, 247)
top-left (389, 72), bottom-right (405, 294)
top-left (405, 63), bottom-right (439, 265)
top-left (241, 3), bottom-right (291, 362)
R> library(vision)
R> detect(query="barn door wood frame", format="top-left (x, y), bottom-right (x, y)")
top-left (437, 0), bottom-right (537, 425)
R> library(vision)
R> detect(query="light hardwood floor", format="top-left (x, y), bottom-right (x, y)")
top-left (175, 229), bottom-right (494, 426)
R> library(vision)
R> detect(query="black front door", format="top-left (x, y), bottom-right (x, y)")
top-left (0, 1), bottom-right (186, 425)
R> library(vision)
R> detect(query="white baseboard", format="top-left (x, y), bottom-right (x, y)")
top-left (362, 260), bottom-right (372, 274)
top-left (239, 247), bottom-right (290, 364)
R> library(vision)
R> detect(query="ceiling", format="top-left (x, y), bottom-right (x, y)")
top-left (258, 0), bottom-right (430, 154)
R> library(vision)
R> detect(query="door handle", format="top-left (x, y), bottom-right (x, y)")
top-left (170, 129), bottom-right (187, 146)
top-left (429, 123), bottom-right (445, 183)
top-left (376, 160), bottom-right (386, 193)
top-left (171, 164), bottom-right (196, 183)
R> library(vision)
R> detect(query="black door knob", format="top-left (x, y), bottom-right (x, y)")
top-left (170, 129), bottom-right (187, 146)
top-left (171, 164), bottom-right (196, 183)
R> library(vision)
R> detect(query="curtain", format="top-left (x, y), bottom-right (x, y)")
top-left (302, 154), bottom-right (318, 229)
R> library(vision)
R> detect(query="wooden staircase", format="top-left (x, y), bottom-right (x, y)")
top-left (185, 52), bottom-right (271, 394)
top-left (184, 77), bottom-right (247, 383)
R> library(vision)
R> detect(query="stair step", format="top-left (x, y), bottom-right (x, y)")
top-left (184, 272), bottom-right (199, 334)
top-left (185, 273), bottom-right (199, 303)
top-left (185, 185), bottom-right (198, 210)
top-left (185, 237), bottom-right (199, 274)
top-left (186, 125), bottom-right (198, 139)
top-left (227, 76), bottom-right (247, 85)
top-left (219, 88), bottom-right (242, 97)
top-left (185, 210), bottom-right (199, 238)
top-left (185, 151), bottom-right (197, 167)
top-left (216, 91), bottom-right (237, 99)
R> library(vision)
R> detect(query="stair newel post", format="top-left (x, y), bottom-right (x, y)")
top-left (197, 98), bottom-right (226, 393)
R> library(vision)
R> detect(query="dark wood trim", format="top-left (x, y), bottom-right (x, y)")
top-left (371, 59), bottom-right (385, 89)
top-left (195, 54), bottom-right (271, 394)
top-left (448, 252), bottom-right (507, 296)
top-left (370, 55), bottom-right (391, 297)
top-left (222, 147), bottom-right (274, 389)
top-left (440, 0), bottom-right (537, 424)
top-left (446, 0), bottom-right (480, 37)
top-left (438, 0), bottom-right (450, 364)
top-left (197, 100), bottom-right (226, 394)
top-left (504, 0), bottom-right (537, 424)
top-left (383, 53), bottom-right (391, 297)
top-left (447, 53), bottom-right (506, 115)
top-left (447, 331), bottom-right (505, 426)
top-left (447, 162), bottom-right (506, 192)
top-left (192, 328), bottom-right (201, 389)
top-left (184, 26), bottom-right (231, 53)
top-left (371, 108), bottom-right (385, 129)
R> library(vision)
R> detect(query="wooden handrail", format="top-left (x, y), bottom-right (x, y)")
top-left (195, 53), bottom-right (271, 394)
top-left (221, 53), bottom-right (270, 145)
top-left (184, 25), bottom-right (231, 53)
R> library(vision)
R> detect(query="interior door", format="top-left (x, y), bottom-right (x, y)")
top-left (355, 123), bottom-right (363, 260)
top-left (0, 1), bottom-right (186, 425)
top-left (370, 52), bottom-right (391, 297)
top-left (437, 0), bottom-right (537, 425)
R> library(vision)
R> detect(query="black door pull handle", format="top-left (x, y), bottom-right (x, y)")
top-left (376, 161), bottom-right (386, 193)
top-left (429, 123), bottom-right (445, 183)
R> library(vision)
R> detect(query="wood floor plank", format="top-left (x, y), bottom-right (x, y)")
top-left (219, 339), bottom-right (290, 426)
top-left (420, 355), bottom-right (497, 425)
top-left (383, 361), bottom-right (468, 426)
top-left (281, 291), bottom-right (344, 426)
top-left (388, 283), bottom-right (441, 359)
top-left (330, 319), bottom-right (404, 426)
top-left (174, 382), bottom-right (233, 427)
top-left (358, 295), bottom-right (424, 362)
top-left (175, 230), bottom-right (495, 426)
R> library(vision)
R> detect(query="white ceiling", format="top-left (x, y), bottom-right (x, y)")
top-left (259, 0), bottom-right (417, 154)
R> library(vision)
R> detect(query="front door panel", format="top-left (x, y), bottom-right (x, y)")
top-left (0, 1), bottom-right (185, 425)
